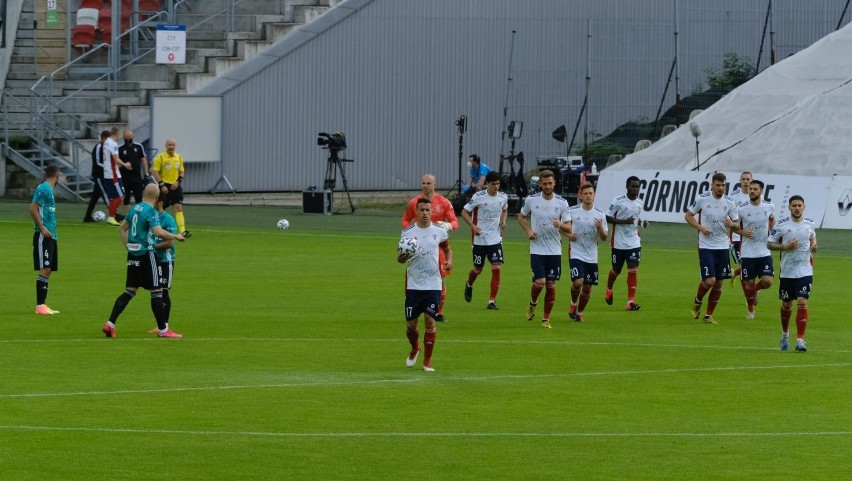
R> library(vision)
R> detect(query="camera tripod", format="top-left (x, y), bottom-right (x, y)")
top-left (323, 150), bottom-right (356, 214)
top-left (447, 115), bottom-right (467, 198)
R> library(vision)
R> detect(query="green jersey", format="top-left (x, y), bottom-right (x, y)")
top-left (126, 202), bottom-right (161, 256)
top-left (32, 181), bottom-right (58, 240)
top-left (155, 211), bottom-right (178, 262)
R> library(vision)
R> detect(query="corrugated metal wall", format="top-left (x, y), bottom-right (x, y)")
top-left (188, 0), bottom-right (851, 193)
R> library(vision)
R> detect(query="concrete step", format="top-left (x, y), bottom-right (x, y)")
top-left (236, 39), bottom-right (275, 59)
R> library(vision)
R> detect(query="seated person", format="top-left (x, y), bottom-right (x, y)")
top-left (463, 154), bottom-right (491, 194)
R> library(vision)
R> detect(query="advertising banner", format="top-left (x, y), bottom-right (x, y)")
top-left (820, 176), bottom-right (852, 229)
top-left (595, 170), bottom-right (830, 226)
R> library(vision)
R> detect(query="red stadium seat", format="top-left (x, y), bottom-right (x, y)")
top-left (72, 24), bottom-right (96, 50)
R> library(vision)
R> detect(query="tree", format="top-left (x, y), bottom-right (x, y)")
top-left (703, 52), bottom-right (755, 93)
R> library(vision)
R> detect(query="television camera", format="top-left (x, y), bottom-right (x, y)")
top-left (317, 131), bottom-right (347, 151)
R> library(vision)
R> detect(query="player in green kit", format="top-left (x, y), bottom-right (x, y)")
top-left (29, 165), bottom-right (62, 315)
top-left (102, 184), bottom-right (185, 338)
top-left (147, 193), bottom-right (180, 334)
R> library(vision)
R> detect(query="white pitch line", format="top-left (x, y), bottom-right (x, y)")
top-left (0, 424), bottom-right (849, 438)
top-left (1, 336), bottom-right (851, 354)
top-left (0, 363), bottom-right (847, 399)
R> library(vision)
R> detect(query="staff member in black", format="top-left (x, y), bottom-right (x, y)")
top-left (83, 130), bottom-right (110, 222)
top-left (116, 129), bottom-right (149, 221)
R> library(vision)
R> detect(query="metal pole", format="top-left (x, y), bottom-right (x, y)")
top-left (130, 0), bottom-right (139, 59)
top-left (674, 0), bottom-right (682, 126)
top-left (64, 0), bottom-right (70, 62)
top-left (769, 0), bottom-right (776, 64)
top-left (499, 30), bottom-right (516, 158)
top-left (583, 18), bottom-right (590, 163)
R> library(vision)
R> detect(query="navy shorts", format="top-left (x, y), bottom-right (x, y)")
top-left (125, 251), bottom-right (160, 290)
top-left (698, 248), bottom-right (732, 280)
top-left (404, 289), bottom-right (441, 321)
top-left (101, 178), bottom-right (125, 202)
top-left (779, 276), bottom-right (812, 302)
top-left (730, 240), bottom-right (742, 264)
top-left (33, 232), bottom-right (58, 271)
top-left (472, 243), bottom-right (504, 268)
top-left (610, 247), bottom-right (641, 271)
top-left (569, 258), bottom-right (599, 285)
top-left (740, 256), bottom-right (774, 281)
top-left (530, 254), bottom-right (561, 281)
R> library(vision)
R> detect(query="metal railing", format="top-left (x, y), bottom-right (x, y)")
top-left (2, 88), bottom-right (93, 200)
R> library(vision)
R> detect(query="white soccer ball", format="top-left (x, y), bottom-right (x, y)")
top-left (93, 211), bottom-right (106, 222)
top-left (276, 219), bottom-right (290, 230)
top-left (435, 221), bottom-right (452, 233)
top-left (398, 236), bottom-right (418, 257)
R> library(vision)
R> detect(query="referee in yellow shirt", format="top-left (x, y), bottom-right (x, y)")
top-left (151, 138), bottom-right (191, 237)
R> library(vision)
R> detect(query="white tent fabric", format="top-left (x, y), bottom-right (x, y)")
top-left (611, 22), bottom-right (852, 176)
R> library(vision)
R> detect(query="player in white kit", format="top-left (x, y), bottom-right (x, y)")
top-left (517, 170), bottom-right (572, 328)
top-left (566, 184), bottom-right (608, 323)
top-left (726, 179), bottom-right (774, 319)
top-left (767, 195), bottom-right (817, 352)
top-left (462, 171), bottom-right (508, 310)
top-left (684, 172), bottom-right (739, 324)
top-left (398, 198), bottom-right (453, 371)
top-left (604, 176), bottom-right (647, 311)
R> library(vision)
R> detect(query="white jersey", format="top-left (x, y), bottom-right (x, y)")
top-left (686, 192), bottom-right (739, 250)
top-left (402, 223), bottom-right (449, 291)
top-left (606, 194), bottom-right (643, 250)
top-left (767, 216), bottom-right (816, 278)
top-left (568, 205), bottom-right (608, 263)
top-left (102, 137), bottom-right (122, 180)
top-left (726, 188), bottom-right (750, 241)
top-left (464, 190), bottom-right (508, 246)
top-left (520, 193), bottom-right (571, 255)
top-left (738, 201), bottom-right (775, 259)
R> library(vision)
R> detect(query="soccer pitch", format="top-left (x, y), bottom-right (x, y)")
top-left (0, 200), bottom-right (850, 480)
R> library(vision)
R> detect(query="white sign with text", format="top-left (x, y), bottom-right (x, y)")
top-left (595, 169), bottom-right (831, 226)
top-left (156, 25), bottom-right (186, 64)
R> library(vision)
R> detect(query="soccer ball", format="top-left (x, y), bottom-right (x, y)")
top-left (398, 236), bottom-right (418, 257)
top-left (93, 211), bottom-right (106, 222)
top-left (276, 219), bottom-right (290, 230)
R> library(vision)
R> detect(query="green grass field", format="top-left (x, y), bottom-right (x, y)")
top-left (0, 199), bottom-right (850, 480)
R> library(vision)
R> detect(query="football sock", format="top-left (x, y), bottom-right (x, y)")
top-left (108, 197), bottom-right (122, 217)
top-left (543, 281), bottom-right (556, 319)
top-left (162, 288), bottom-right (172, 322)
top-left (578, 287), bottom-right (591, 313)
top-left (151, 291), bottom-right (167, 331)
top-left (606, 269), bottom-right (618, 290)
top-left (406, 327), bottom-right (419, 349)
top-left (36, 275), bottom-right (49, 305)
top-left (467, 268), bottom-right (481, 286)
top-left (745, 283), bottom-right (756, 311)
top-left (175, 211), bottom-right (186, 233)
top-left (706, 287), bottom-right (722, 315)
top-left (626, 267), bottom-right (638, 301)
top-left (109, 289), bottom-right (136, 324)
top-left (489, 264), bottom-right (501, 301)
top-left (780, 304), bottom-right (792, 332)
top-left (795, 304), bottom-right (808, 339)
top-left (570, 285), bottom-right (580, 304)
top-left (423, 327), bottom-right (436, 362)
top-left (694, 282), bottom-right (710, 304)
top-left (530, 283), bottom-right (544, 304)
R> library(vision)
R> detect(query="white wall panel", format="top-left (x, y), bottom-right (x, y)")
top-left (184, 0), bottom-right (851, 192)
